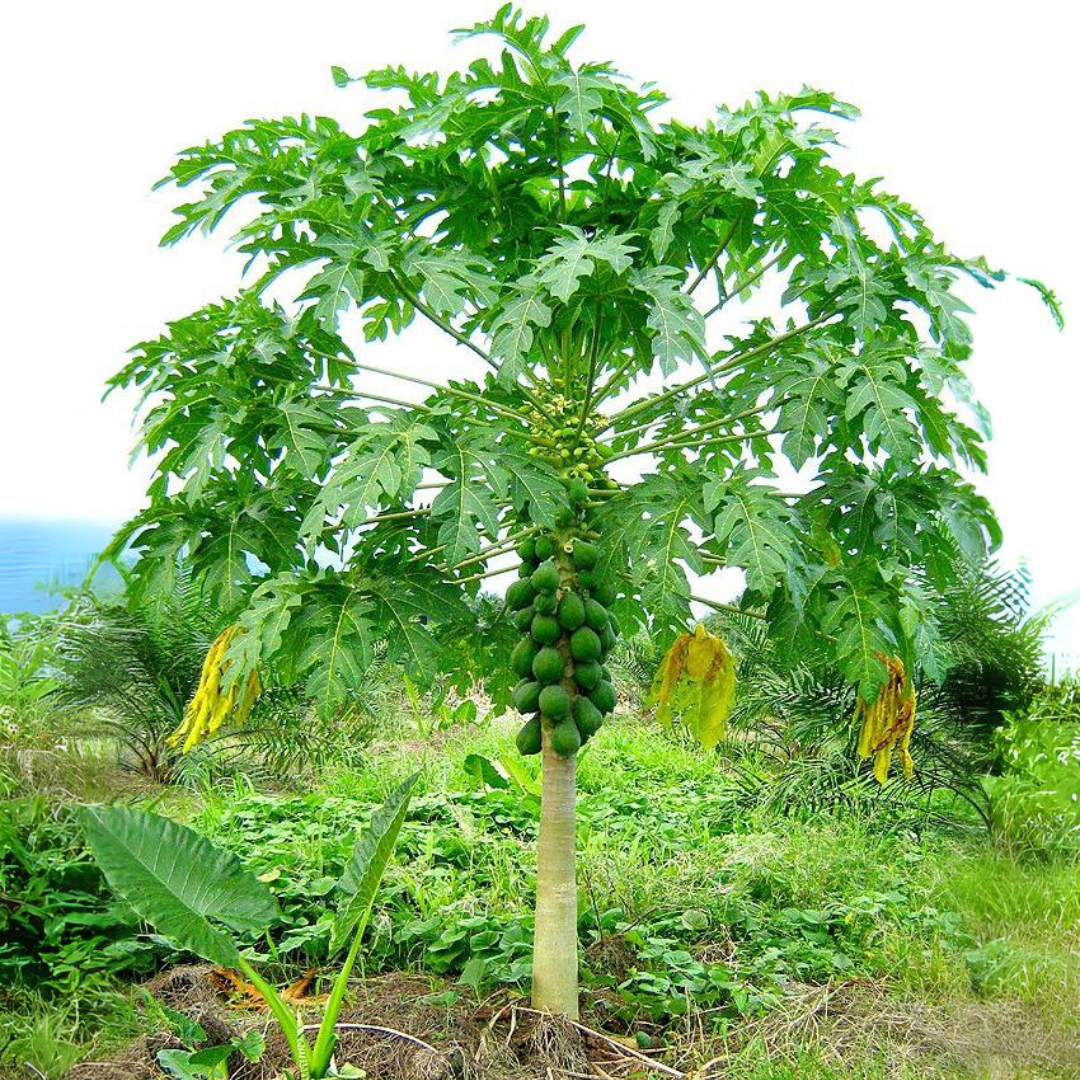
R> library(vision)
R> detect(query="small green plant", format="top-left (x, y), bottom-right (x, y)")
top-left (81, 774), bottom-right (417, 1079)
top-left (158, 1030), bottom-right (265, 1080)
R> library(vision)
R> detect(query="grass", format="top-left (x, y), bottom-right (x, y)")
top-left (2, 714), bottom-right (1078, 1078)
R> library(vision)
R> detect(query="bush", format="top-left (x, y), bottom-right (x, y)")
top-left (985, 677), bottom-right (1080, 858)
top-left (0, 794), bottom-right (155, 992)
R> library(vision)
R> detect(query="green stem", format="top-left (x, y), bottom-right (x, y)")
top-left (686, 216), bottom-right (741, 295)
top-left (599, 317), bottom-right (828, 434)
top-left (589, 351), bottom-right (640, 410)
top-left (704, 252), bottom-right (782, 318)
top-left (574, 306), bottom-right (604, 442)
top-left (457, 562), bottom-right (521, 585)
top-left (690, 594), bottom-right (767, 619)
top-left (309, 922), bottom-right (366, 1076)
top-left (237, 957), bottom-right (308, 1066)
top-left (604, 430), bottom-right (751, 464)
top-left (601, 402), bottom-right (771, 446)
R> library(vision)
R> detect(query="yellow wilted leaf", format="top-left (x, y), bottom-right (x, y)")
top-left (649, 623), bottom-right (736, 750)
top-left (169, 625), bottom-right (261, 752)
top-left (853, 653), bottom-right (916, 783)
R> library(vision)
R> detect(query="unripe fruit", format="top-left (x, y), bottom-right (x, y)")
top-left (599, 625), bottom-right (617, 654)
top-left (534, 592), bottom-right (558, 615)
top-left (577, 570), bottom-right (597, 591)
top-left (570, 626), bottom-right (602, 663)
top-left (511, 638), bottom-right (539, 678)
top-left (513, 606), bottom-right (534, 632)
top-left (574, 695), bottom-right (603, 736)
top-left (517, 537), bottom-right (537, 562)
top-left (590, 680), bottom-right (616, 715)
top-left (506, 579), bottom-right (535, 611)
top-left (516, 715), bottom-right (542, 755)
top-left (567, 478), bottom-right (589, 505)
top-left (556, 591), bottom-right (586, 631)
top-left (584, 598), bottom-right (609, 634)
top-left (607, 611), bottom-right (621, 638)
top-left (594, 580), bottom-right (618, 607)
top-left (574, 661), bottom-right (603, 691)
top-left (554, 505), bottom-right (575, 528)
top-left (550, 716), bottom-right (582, 757)
top-left (535, 536), bottom-right (555, 560)
top-left (539, 684), bottom-right (571, 720)
top-left (532, 646), bottom-right (565, 684)
top-left (531, 613), bottom-right (561, 645)
top-left (572, 540), bottom-right (598, 570)
top-left (513, 680), bottom-right (542, 714)
top-left (531, 561), bottom-right (560, 594)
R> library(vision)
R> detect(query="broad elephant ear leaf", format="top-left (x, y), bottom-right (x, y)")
top-left (80, 806), bottom-right (279, 968)
top-left (329, 773), bottom-right (419, 956)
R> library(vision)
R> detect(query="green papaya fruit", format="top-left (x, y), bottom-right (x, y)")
top-left (532, 646), bottom-right (565, 684)
top-left (531, 561), bottom-right (560, 595)
top-left (535, 535), bottom-right (555, 560)
top-left (513, 605), bottom-right (535, 632)
top-left (576, 570), bottom-right (597, 591)
top-left (574, 695), bottom-right (603, 736)
top-left (572, 540), bottom-right (598, 570)
top-left (553, 505), bottom-right (575, 528)
top-left (518, 561), bottom-right (535, 578)
top-left (517, 537), bottom-right (537, 562)
top-left (573, 660), bottom-right (602, 691)
top-left (513, 680), bottom-right (542, 714)
top-left (538, 683), bottom-right (571, 720)
top-left (506, 578), bottom-right (535, 611)
top-left (531, 613), bottom-right (561, 645)
top-left (511, 638), bottom-right (539, 678)
top-left (589, 680), bottom-right (616, 715)
top-left (607, 611), bottom-right (621, 638)
top-left (516, 715), bottom-right (542, 756)
top-left (570, 626), bottom-right (602, 663)
top-left (534, 592), bottom-right (558, 615)
top-left (556, 591), bottom-right (586, 631)
top-left (550, 717), bottom-right (581, 757)
top-left (599, 625), bottom-right (617, 654)
top-left (594, 579), bottom-right (618, 607)
top-left (584, 598), bottom-right (609, 633)
top-left (567, 478), bottom-right (589, 506)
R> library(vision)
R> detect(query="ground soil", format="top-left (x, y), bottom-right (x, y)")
top-left (64, 965), bottom-right (1080, 1080)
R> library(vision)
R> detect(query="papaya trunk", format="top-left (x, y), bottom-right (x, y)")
top-left (531, 725), bottom-right (579, 1017)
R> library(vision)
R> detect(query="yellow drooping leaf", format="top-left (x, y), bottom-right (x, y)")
top-left (169, 625), bottom-right (261, 752)
top-left (649, 623), bottom-right (736, 750)
top-left (853, 653), bottom-right (916, 783)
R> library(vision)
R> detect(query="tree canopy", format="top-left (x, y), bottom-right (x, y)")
top-left (107, 5), bottom-right (1046, 715)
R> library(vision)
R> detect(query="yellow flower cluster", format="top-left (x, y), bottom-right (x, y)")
top-left (649, 623), bottom-right (736, 750)
top-left (169, 625), bottom-right (261, 753)
top-left (855, 654), bottom-right (916, 783)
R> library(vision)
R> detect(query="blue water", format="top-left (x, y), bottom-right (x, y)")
top-left (0, 519), bottom-right (121, 614)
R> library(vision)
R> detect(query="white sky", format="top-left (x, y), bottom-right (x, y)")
top-left (1, 1), bottom-right (1077, 658)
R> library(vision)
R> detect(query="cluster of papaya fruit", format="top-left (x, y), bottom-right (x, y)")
top-left (506, 481), bottom-right (621, 758)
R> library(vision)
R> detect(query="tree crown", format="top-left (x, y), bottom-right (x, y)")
top-left (109, 5), bottom-right (1051, 709)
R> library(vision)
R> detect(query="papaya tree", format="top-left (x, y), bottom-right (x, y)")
top-left (106, 7), bottom-right (1055, 1018)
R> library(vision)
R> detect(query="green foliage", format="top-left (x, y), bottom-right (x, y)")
top-left (103, 6), bottom-right (1046, 719)
top-left (986, 677), bottom-right (1080, 858)
top-left (0, 612), bottom-right (60, 742)
top-left (0, 795), bottom-right (151, 993)
top-left (81, 777), bottom-right (417, 1079)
